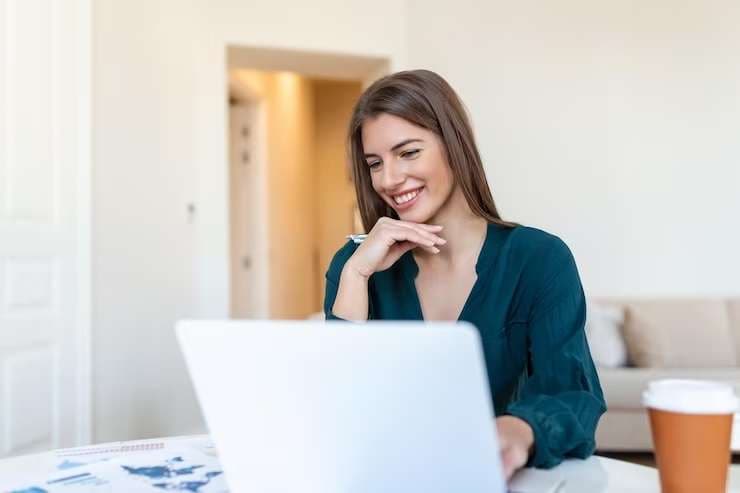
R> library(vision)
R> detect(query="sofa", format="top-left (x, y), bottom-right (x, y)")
top-left (589, 297), bottom-right (740, 452)
top-left (313, 297), bottom-right (740, 451)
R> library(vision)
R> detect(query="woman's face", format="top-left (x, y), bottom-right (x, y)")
top-left (361, 113), bottom-right (455, 224)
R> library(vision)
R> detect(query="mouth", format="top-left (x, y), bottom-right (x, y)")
top-left (390, 186), bottom-right (424, 211)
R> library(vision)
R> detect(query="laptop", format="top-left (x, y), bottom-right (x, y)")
top-left (176, 320), bottom-right (507, 493)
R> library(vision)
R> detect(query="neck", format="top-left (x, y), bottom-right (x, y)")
top-left (414, 188), bottom-right (488, 269)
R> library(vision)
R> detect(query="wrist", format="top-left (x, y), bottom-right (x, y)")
top-left (500, 415), bottom-right (535, 454)
top-left (342, 259), bottom-right (373, 280)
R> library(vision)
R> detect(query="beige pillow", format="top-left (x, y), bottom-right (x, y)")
top-left (622, 299), bottom-right (736, 368)
top-left (728, 299), bottom-right (740, 360)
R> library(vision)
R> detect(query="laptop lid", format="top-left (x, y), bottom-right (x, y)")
top-left (176, 320), bottom-right (506, 493)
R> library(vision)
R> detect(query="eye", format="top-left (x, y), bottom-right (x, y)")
top-left (367, 160), bottom-right (382, 170)
top-left (400, 149), bottom-right (421, 159)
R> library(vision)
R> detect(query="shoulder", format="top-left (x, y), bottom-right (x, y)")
top-left (325, 240), bottom-right (360, 282)
top-left (502, 225), bottom-right (584, 319)
top-left (502, 224), bottom-right (578, 282)
top-left (507, 225), bottom-right (573, 261)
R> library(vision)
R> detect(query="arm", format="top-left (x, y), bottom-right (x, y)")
top-left (324, 218), bottom-right (446, 321)
top-left (327, 262), bottom-right (371, 322)
top-left (503, 239), bottom-right (606, 469)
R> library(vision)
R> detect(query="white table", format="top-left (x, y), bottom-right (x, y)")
top-left (512, 456), bottom-right (740, 493)
top-left (1, 435), bottom-right (738, 492)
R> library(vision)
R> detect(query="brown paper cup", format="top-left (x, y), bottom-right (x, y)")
top-left (649, 408), bottom-right (733, 493)
top-left (643, 380), bottom-right (738, 493)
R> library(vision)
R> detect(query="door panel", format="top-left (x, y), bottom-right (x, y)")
top-left (0, 0), bottom-right (90, 457)
top-left (229, 102), bottom-right (268, 318)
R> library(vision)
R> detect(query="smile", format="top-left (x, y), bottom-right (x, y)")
top-left (391, 187), bottom-right (424, 209)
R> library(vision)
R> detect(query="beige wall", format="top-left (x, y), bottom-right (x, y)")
top-left (315, 80), bottom-right (362, 301)
top-left (232, 70), bottom-right (318, 319)
top-left (269, 73), bottom-right (317, 318)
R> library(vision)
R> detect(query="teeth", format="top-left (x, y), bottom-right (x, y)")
top-left (393, 188), bottom-right (421, 205)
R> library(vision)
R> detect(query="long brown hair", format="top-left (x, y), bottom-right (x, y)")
top-left (348, 69), bottom-right (516, 232)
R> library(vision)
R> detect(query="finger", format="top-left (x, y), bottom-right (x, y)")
top-left (420, 244), bottom-right (441, 254)
top-left (406, 242), bottom-right (441, 254)
top-left (388, 241), bottom-right (437, 260)
top-left (389, 221), bottom-right (447, 245)
top-left (391, 226), bottom-right (438, 248)
top-left (383, 227), bottom-right (440, 254)
top-left (390, 218), bottom-right (445, 234)
top-left (389, 239), bottom-right (439, 256)
top-left (372, 218), bottom-right (444, 241)
top-left (382, 217), bottom-right (442, 231)
top-left (381, 226), bottom-right (435, 248)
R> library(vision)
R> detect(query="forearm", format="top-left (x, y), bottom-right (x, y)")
top-left (505, 392), bottom-right (605, 468)
top-left (496, 415), bottom-right (535, 479)
top-left (498, 416), bottom-right (534, 452)
top-left (330, 262), bottom-right (370, 322)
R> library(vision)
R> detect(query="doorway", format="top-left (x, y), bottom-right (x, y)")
top-left (226, 47), bottom-right (388, 320)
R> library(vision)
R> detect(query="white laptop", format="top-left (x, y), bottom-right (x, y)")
top-left (176, 320), bottom-right (507, 493)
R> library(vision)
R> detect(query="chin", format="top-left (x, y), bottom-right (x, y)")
top-left (397, 205), bottom-right (438, 224)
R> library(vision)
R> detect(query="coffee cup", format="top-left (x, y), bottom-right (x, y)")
top-left (643, 379), bottom-right (738, 493)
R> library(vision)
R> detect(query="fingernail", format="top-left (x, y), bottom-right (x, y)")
top-left (438, 238), bottom-right (447, 244)
top-left (432, 247), bottom-right (440, 254)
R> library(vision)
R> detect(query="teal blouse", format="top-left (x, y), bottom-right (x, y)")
top-left (323, 222), bottom-right (606, 469)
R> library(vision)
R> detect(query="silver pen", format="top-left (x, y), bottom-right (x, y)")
top-left (345, 234), bottom-right (368, 244)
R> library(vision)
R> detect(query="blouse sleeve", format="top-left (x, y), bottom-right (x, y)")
top-left (504, 238), bottom-right (606, 468)
top-left (324, 274), bottom-right (345, 321)
top-left (323, 240), bottom-right (363, 321)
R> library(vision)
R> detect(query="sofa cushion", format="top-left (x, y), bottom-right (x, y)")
top-left (585, 301), bottom-right (627, 368)
top-left (598, 367), bottom-right (740, 409)
top-left (728, 299), bottom-right (740, 361)
top-left (621, 299), bottom-right (736, 368)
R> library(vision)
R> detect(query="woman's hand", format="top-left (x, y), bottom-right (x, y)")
top-left (332, 217), bottom-right (445, 321)
top-left (344, 217), bottom-right (446, 278)
top-left (496, 415), bottom-right (535, 481)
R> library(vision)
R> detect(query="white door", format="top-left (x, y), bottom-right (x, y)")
top-left (229, 102), bottom-right (269, 318)
top-left (0, 0), bottom-right (91, 456)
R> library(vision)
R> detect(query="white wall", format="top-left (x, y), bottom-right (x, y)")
top-left (92, 0), bottom-right (739, 442)
top-left (405, 0), bottom-right (740, 297)
top-left (93, 0), bottom-right (405, 441)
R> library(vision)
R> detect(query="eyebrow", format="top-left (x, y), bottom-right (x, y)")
top-left (363, 138), bottom-right (424, 159)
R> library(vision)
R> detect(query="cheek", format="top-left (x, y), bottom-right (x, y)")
top-left (370, 174), bottom-right (383, 194)
top-left (427, 159), bottom-right (454, 195)
top-left (441, 166), bottom-right (455, 193)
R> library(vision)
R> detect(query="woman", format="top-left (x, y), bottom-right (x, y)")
top-left (324, 69), bottom-right (605, 479)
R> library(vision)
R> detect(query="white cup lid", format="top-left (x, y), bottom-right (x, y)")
top-left (642, 379), bottom-right (739, 414)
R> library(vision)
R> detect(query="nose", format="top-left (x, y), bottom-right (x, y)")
top-left (380, 160), bottom-right (406, 191)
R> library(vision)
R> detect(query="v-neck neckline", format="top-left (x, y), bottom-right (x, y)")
top-left (401, 222), bottom-right (495, 322)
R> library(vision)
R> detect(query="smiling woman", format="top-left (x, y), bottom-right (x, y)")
top-left (347, 71), bottom-right (514, 233)
top-left (323, 69), bottom-right (606, 480)
top-left (362, 120), bottom-right (452, 220)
